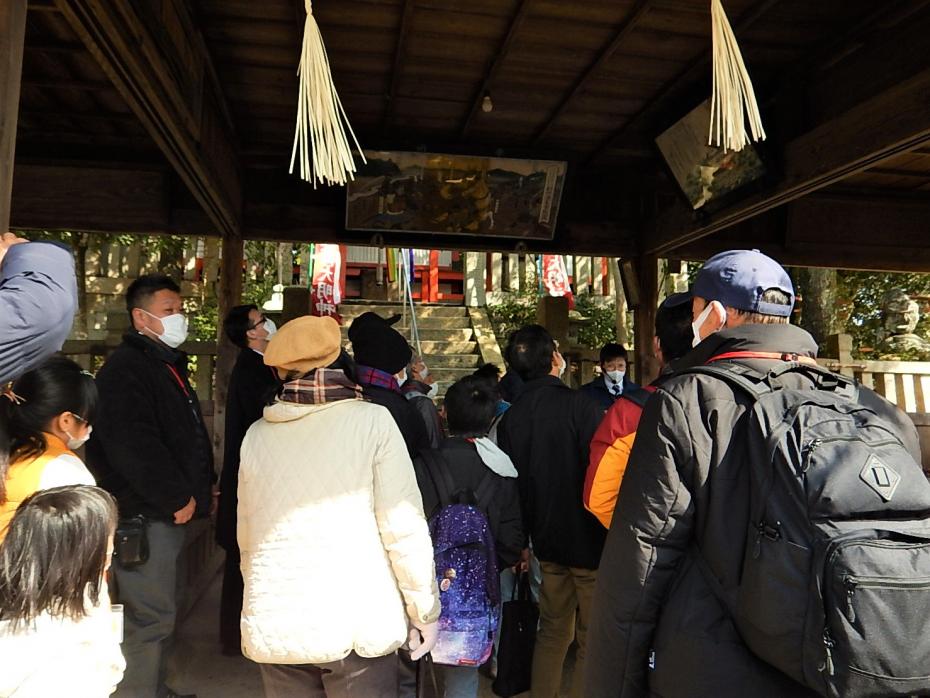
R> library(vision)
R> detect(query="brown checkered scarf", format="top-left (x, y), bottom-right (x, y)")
top-left (279, 368), bottom-right (363, 405)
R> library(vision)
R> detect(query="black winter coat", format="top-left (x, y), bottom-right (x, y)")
top-left (86, 333), bottom-right (215, 520)
top-left (414, 438), bottom-right (525, 570)
top-left (362, 384), bottom-right (430, 458)
top-left (215, 348), bottom-right (279, 550)
top-left (584, 324), bottom-right (921, 698)
top-left (498, 375), bottom-right (606, 570)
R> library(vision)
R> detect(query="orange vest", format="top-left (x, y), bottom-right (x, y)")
top-left (0, 435), bottom-right (74, 543)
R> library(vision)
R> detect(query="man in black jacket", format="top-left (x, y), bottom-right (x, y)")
top-left (215, 304), bottom-right (279, 656)
top-left (584, 250), bottom-right (921, 698)
top-left (497, 324), bottom-right (604, 698)
top-left (87, 275), bottom-right (214, 698)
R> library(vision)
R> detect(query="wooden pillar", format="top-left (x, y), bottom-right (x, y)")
top-left (212, 234), bottom-right (244, 470)
top-left (464, 252), bottom-right (487, 307)
top-left (0, 0), bottom-right (25, 234)
top-left (428, 249), bottom-right (440, 302)
top-left (633, 255), bottom-right (661, 385)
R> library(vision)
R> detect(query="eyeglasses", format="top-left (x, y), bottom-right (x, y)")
top-left (71, 412), bottom-right (89, 424)
top-left (248, 315), bottom-right (267, 331)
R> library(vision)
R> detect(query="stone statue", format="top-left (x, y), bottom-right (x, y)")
top-left (877, 288), bottom-right (930, 356)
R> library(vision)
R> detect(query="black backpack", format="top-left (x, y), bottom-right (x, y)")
top-left (684, 359), bottom-right (930, 698)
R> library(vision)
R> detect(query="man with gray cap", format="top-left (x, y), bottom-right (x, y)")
top-left (584, 250), bottom-right (921, 698)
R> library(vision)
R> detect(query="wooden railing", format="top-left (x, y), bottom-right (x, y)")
top-left (818, 358), bottom-right (930, 414)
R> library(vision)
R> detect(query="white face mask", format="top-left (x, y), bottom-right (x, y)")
top-left (396, 368), bottom-right (409, 385)
top-left (144, 310), bottom-right (189, 348)
top-left (606, 370), bottom-right (625, 384)
top-left (557, 352), bottom-right (567, 379)
top-left (418, 365), bottom-right (429, 381)
top-left (66, 425), bottom-right (92, 451)
top-left (426, 382), bottom-right (439, 399)
top-left (691, 301), bottom-right (725, 348)
top-left (263, 318), bottom-right (277, 339)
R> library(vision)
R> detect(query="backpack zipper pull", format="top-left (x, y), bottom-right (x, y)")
top-left (822, 629), bottom-right (836, 676)
top-left (845, 577), bottom-right (857, 623)
top-left (801, 438), bottom-right (822, 473)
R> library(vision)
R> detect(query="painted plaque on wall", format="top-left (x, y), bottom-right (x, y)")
top-left (346, 151), bottom-right (567, 240)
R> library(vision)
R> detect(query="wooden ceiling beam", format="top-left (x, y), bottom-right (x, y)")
top-left (585, 0), bottom-right (780, 163)
top-left (22, 77), bottom-right (113, 92)
top-left (530, 0), bottom-right (653, 146)
top-left (672, 195), bottom-right (930, 273)
top-left (53, 0), bottom-right (242, 237)
top-left (648, 63), bottom-right (930, 256)
top-left (381, 0), bottom-right (415, 133)
top-left (459, 0), bottom-right (533, 140)
top-left (10, 161), bottom-right (173, 234)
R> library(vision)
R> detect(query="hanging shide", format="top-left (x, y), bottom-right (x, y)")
top-left (290, 0), bottom-right (366, 187)
top-left (708, 0), bottom-right (766, 152)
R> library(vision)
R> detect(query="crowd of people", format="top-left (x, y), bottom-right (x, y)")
top-left (1, 239), bottom-right (928, 698)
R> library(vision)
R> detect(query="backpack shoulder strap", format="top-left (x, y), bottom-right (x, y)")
top-left (679, 363), bottom-right (772, 401)
top-left (473, 468), bottom-right (498, 513)
top-left (419, 449), bottom-right (457, 509)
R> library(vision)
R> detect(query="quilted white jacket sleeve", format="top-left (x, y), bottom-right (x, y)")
top-left (372, 418), bottom-right (441, 626)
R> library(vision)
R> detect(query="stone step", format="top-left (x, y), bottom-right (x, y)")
top-left (345, 327), bottom-right (475, 342)
top-left (426, 353), bottom-right (482, 368)
top-left (340, 317), bottom-right (470, 331)
top-left (427, 367), bottom-right (479, 384)
top-left (414, 328), bottom-right (474, 342)
top-left (340, 303), bottom-right (468, 319)
top-left (393, 317), bottom-right (472, 330)
top-left (417, 340), bottom-right (478, 355)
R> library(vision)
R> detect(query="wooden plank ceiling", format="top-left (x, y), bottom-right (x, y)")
top-left (10, 0), bottom-right (930, 267)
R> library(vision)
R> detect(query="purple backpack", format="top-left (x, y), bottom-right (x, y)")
top-left (419, 450), bottom-right (501, 667)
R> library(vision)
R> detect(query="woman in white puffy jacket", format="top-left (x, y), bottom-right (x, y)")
top-left (0, 485), bottom-right (125, 698)
top-left (238, 316), bottom-right (440, 698)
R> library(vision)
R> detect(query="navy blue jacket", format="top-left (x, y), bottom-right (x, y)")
top-left (0, 242), bottom-right (77, 384)
top-left (579, 375), bottom-right (641, 412)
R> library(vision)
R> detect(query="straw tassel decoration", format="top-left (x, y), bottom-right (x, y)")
top-left (290, 0), bottom-right (366, 187)
top-left (708, 0), bottom-right (766, 152)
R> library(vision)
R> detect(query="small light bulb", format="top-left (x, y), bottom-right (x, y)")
top-left (481, 94), bottom-right (493, 113)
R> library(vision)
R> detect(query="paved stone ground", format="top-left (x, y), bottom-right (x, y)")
top-left (171, 571), bottom-right (571, 697)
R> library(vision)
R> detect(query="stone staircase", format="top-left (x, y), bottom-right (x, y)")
top-left (339, 301), bottom-right (483, 395)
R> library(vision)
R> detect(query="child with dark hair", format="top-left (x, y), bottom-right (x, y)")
top-left (0, 356), bottom-right (97, 542)
top-left (0, 485), bottom-right (125, 696)
top-left (413, 375), bottom-right (524, 697)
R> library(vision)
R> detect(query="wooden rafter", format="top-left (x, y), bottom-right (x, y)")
top-left (382, 0), bottom-right (415, 133)
top-left (647, 65), bottom-right (930, 256)
top-left (459, 0), bottom-right (533, 140)
top-left (585, 0), bottom-right (780, 164)
top-left (531, 0), bottom-right (652, 146)
top-left (54, 0), bottom-right (242, 237)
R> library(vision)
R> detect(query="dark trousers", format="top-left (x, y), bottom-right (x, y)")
top-left (113, 520), bottom-right (187, 698)
top-left (219, 546), bottom-right (243, 653)
top-left (259, 652), bottom-right (398, 698)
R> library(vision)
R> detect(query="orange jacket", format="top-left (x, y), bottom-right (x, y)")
top-left (583, 386), bottom-right (653, 528)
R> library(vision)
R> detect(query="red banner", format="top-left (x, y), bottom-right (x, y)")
top-left (542, 254), bottom-right (574, 309)
top-left (310, 244), bottom-right (345, 322)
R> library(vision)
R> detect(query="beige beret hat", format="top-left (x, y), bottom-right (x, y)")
top-left (264, 315), bottom-right (342, 374)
